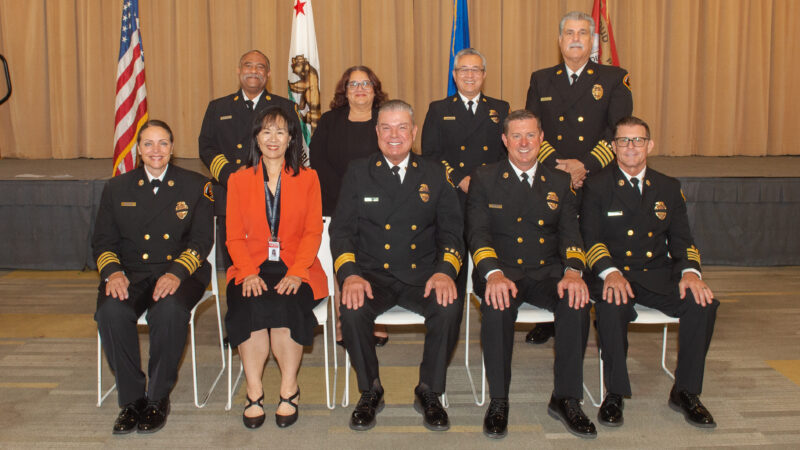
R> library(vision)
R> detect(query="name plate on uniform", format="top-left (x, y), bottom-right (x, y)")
top-left (488, 203), bottom-right (503, 209)
top-left (540, 97), bottom-right (552, 102)
top-left (121, 202), bottom-right (136, 207)
top-left (363, 197), bottom-right (379, 202)
top-left (443, 116), bottom-right (456, 120)
top-left (219, 115), bottom-right (232, 120)
top-left (607, 211), bottom-right (623, 216)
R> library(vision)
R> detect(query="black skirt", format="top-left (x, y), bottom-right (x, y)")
top-left (226, 260), bottom-right (319, 347)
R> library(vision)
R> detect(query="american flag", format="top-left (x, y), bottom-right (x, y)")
top-left (112, 0), bottom-right (148, 176)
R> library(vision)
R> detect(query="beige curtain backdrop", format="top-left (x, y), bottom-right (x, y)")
top-left (0, 0), bottom-right (798, 159)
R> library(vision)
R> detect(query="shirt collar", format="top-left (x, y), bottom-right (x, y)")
top-left (241, 89), bottom-right (264, 107)
top-left (144, 165), bottom-right (168, 183)
top-left (508, 160), bottom-right (538, 182)
top-left (565, 61), bottom-right (589, 80)
top-left (383, 153), bottom-right (411, 171)
top-left (621, 166), bottom-right (646, 184)
top-left (458, 91), bottom-right (481, 106)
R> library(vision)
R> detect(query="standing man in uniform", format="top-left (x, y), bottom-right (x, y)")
top-left (199, 50), bottom-right (299, 268)
top-left (331, 100), bottom-right (464, 432)
top-left (422, 47), bottom-right (509, 302)
top-left (94, 120), bottom-right (214, 435)
top-left (524, 11), bottom-right (633, 345)
top-left (467, 110), bottom-right (595, 439)
top-left (581, 116), bottom-right (718, 429)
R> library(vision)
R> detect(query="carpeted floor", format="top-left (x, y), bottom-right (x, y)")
top-left (0, 266), bottom-right (799, 448)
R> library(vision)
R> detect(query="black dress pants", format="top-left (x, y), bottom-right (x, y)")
top-left (95, 270), bottom-right (206, 406)
top-left (593, 281), bottom-right (718, 396)
top-left (340, 270), bottom-right (463, 393)
top-left (478, 276), bottom-right (591, 399)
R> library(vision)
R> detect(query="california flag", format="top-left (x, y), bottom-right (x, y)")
top-left (288, 0), bottom-right (321, 152)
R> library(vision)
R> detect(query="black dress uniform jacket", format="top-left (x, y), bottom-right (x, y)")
top-left (330, 152), bottom-right (464, 286)
top-left (581, 165), bottom-right (701, 294)
top-left (525, 61), bottom-right (632, 174)
top-left (92, 165), bottom-right (214, 286)
top-left (467, 160), bottom-right (586, 283)
top-left (198, 89), bottom-right (299, 216)
top-left (421, 94), bottom-right (510, 187)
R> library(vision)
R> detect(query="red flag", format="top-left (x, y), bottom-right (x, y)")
top-left (591, 0), bottom-right (620, 66)
top-left (112, 0), bottom-right (148, 176)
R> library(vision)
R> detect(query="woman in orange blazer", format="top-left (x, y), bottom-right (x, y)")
top-left (225, 107), bottom-right (327, 430)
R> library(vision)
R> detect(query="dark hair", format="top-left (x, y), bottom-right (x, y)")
top-left (137, 119), bottom-right (173, 144)
top-left (614, 116), bottom-right (651, 139)
top-left (502, 109), bottom-right (542, 134)
top-left (240, 49), bottom-right (270, 71)
top-left (330, 66), bottom-right (388, 110)
top-left (246, 106), bottom-right (303, 176)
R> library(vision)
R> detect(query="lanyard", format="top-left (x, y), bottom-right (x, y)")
top-left (264, 172), bottom-right (281, 240)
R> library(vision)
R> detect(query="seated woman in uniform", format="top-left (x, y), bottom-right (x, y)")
top-left (225, 106), bottom-right (328, 429)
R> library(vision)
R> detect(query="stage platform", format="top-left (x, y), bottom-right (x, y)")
top-left (1, 156), bottom-right (798, 269)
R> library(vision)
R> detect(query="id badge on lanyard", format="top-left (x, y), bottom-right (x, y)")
top-left (265, 172), bottom-right (281, 261)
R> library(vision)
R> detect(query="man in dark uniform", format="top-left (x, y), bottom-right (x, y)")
top-left (94, 120), bottom-right (214, 434)
top-left (524, 10), bottom-right (633, 344)
top-left (421, 47), bottom-right (509, 308)
top-left (331, 100), bottom-right (464, 432)
top-left (198, 50), bottom-right (299, 267)
top-left (581, 116), bottom-right (718, 429)
top-left (467, 109), bottom-right (595, 439)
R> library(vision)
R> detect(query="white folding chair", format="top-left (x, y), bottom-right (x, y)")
top-left (463, 255), bottom-right (594, 406)
top-left (341, 306), bottom-right (450, 407)
top-left (225, 216), bottom-right (337, 410)
top-left (589, 303), bottom-right (680, 407)
top-left (97, 219), bottom-right (226, 408)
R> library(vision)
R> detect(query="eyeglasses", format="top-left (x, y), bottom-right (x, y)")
top-left (613, 137), bottom-right (649, 147)
top-left (347, 80), bottom-right (373, 89)
top-left (454, 67), bottom-right (485, 75)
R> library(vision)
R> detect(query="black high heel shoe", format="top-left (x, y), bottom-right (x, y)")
top-left (243, 393), bottom-right (265, 429)
top-left (275, 388), bottom-right (300, 428)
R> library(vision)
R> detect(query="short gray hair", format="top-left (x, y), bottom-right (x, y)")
top-left (378, 99), bottom-right (414, 123)
top-left (454, 48), bottom-right (486, 70)
top-left (559, 11), bottom-right (595, 37)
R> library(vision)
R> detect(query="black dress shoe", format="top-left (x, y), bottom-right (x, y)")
top-left (669, 385), bottom-right (716, 428)
top-left (374, 335), bottom-right (389, 347)
top-left (350, 387), bottom-right (385, 431)
top-left (598, 393), bottom-right (624, 427)
top-left (483, 398), bottom-right (509, 439)
top-left (525, 323), bottom-right (554, 344)
top-left (275, 388), bottom-right (300, 428)
top-left (112, 397), bottom-right (147, 435)
top-left (242, 392), bottom-right (266, 429)
top-left (137, 397), bottom-right (170, 434)
top-left (547, 395), bottom-right (597, 439)
top-left (413, 385), bottom-right (449, 431)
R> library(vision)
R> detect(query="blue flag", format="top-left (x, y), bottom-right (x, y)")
top-left (447, 0), bottom-right (470, 96)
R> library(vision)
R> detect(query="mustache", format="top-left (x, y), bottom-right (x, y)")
top-left (244, 74), bottom-right (264, 81)
top-left (569, 42), bottom-right (585, 50)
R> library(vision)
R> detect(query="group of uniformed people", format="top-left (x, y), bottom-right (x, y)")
top-left (92, 9), bottom-right (718, 440)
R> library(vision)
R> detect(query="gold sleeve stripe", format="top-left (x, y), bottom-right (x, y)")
top-left (334, 253), bottom-right (356, 273)
top-left (590, 140), bottom-right (614, 167)
top-left (176, 249), bottom-right (201, 274)
top-left (96, 251), bottom-right (121, 273)
top-left (472, 247), bottom-right (498, 266)
top-left (443, 253), bottom-right (461, 273)
top-left (586, 243), bottom-right (611, 268)
top-left (538, 141), bottom-right (556, 162)
top-left (565, 247), bottom-right (587, 265)
top-left (210, 154), bottom-right (230, 181)
top-left (686, 246), bottom-right (701, 264)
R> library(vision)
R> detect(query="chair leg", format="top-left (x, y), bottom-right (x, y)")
top-left (189, 295), bottom-right (226, 408)
top-left (342, 351), bottom-right (351, 407)
top-left (322, 320), bottom-right (334, 410)
top-left (330, 295), bottom-right (338, 410)
top-left (225, 341), bottom-right (244, 411)
top-left (464, 295), bottom-right (485, 406)
top-left (97, 330), bottom-right (116, 407)
top-left (584, 343), bottom-right (602, 407)
top-left (661, 324), bottom-right (675, 380)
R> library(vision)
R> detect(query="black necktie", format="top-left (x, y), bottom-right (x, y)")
top-left (571, 73), bottom-right (579, 86)
top-left (150, 179), bottom-right (161, 194)
top-left (245, 99), bottom-right (254, 111)
top-left (520, 172), bottom-right (530, 187)
top-left (467, 100), bottom-right (474, 115)
top-left (391, 165), bottom-right (402, 185)
top-left (631, 177), bottom-right (641, 195)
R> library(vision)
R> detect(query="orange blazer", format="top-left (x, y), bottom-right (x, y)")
top-left (225, 163), bottom-right (328, 300)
